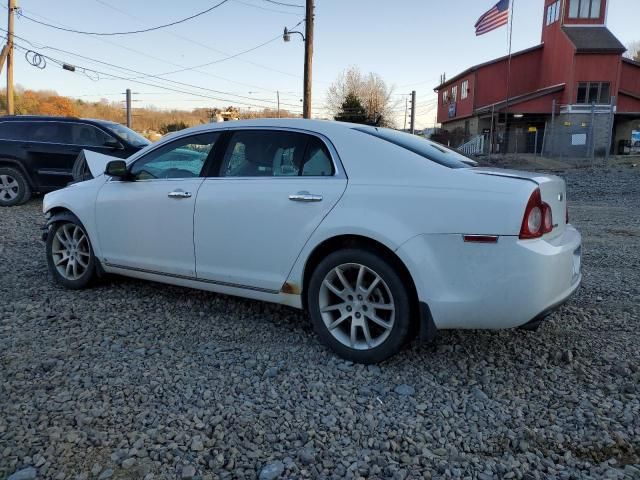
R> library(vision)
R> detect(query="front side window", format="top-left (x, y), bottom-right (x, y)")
top-left (569, 0), bottom-right (601, 18)
top-left (220, 130), bottom-right (334, 177)
top-left (70, 124), bottom-right (115, 147)
top-left (130, 132), bottom-right (220, 180)
top-left (576, 82), bottom-right (610, 104)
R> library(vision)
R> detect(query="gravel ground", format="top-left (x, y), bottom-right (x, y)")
top-left (1, 166), bottom-right (639, 480)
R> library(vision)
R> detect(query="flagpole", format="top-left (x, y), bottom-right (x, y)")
top-left (503, 0), bottom-right (515, 154)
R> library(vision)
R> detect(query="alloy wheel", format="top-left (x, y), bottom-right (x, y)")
top-left (51, 223), bottom-right (91, 281)
top-left (0, 174), bottom-right (19, 202)
top-left (318, 263), bottom-right (396, 350)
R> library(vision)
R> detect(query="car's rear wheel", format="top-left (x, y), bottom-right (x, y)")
top-left (46, 217), bottom-right (96, 289)
top-left (0, 167), bottom-right (31, 207)
top-left (307, 249), bottom-right (412, 364)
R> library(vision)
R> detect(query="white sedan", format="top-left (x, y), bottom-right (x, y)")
top-left (43, 119), bottom-right (582, 363)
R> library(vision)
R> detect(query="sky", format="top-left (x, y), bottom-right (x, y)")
top-left (7, 0), bottom-right (640, 129)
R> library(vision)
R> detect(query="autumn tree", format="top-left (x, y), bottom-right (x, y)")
top-left (326, 66), bottom-right (397, 127)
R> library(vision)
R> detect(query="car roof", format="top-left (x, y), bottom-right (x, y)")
top-left (0, 115), bottom-right (118, 126)
top-left (167, 118), bottom-right (360, 138)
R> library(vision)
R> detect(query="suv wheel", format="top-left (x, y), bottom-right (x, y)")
top-left (0, 167), bottom-right (31, 207)
top-left (46, 217), bottom-right (96, 289)
top-left (307, 249), bottom-right (412, 364)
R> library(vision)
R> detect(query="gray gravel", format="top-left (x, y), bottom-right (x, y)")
top-left (1, 166), bottom-right (639, 479)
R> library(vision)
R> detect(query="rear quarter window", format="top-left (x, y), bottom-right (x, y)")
top-left (353, 126), bottom-right (470, 169)
top-left (0, 122), bottom-right (31, 141)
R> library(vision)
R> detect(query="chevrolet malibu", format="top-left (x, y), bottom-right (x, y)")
top-left (42, 119), bottom-right (582, 363)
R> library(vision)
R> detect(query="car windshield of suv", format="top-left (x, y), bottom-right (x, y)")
top-left (100, 122), bottom-right (150, 148)
top-left (353, 126), bottom-right (471, 169)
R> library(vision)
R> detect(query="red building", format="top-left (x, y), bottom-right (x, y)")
top-left (435, 0), bottom-right (640, 156)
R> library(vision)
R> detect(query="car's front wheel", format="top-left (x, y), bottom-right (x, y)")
top-left (46, 217), bottom-right (96, 289)
top-left (0, 167), bottom-right (31, 207)
top-left (307, 249), bottom-right (412, 364)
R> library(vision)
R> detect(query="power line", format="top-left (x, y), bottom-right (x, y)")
top-left (119, 19), bottom-right (304, 82)
top-left (17, 0), bottom-right (231, 36)
top-left (14, 42), bottom-right (308, 112)
top-left (231, 0), bottom-right (300, 15)
top-left (262, 0), bottom-right (304, 8)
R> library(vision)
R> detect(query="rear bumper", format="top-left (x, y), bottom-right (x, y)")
top-left (397, 225), bottom-right (582, 330)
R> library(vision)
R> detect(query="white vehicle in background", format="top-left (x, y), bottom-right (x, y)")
top-left (42, 119), bottom-right (582, 363)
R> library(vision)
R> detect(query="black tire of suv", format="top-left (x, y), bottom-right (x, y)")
top-left (0, 167), bottom-right (31, 207)
top-left (307, 248), bottom-right (412, 364)
top-left (46, 216), bottom-right (96, 290)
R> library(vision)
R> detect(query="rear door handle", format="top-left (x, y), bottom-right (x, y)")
top-left (289, 191), bottom-right (323, 202)
top-left (168, 190), bottom-right (192, 199)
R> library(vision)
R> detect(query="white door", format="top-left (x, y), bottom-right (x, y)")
top-left (95, 131), bottom-right (222, 277)
top-left (194, 129), bottom-right (347, 292)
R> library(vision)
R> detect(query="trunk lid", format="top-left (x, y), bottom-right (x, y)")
top-left (468, 167), bottom-right (567, 238)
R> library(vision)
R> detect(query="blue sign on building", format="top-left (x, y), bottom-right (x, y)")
top-left (448, 103), bottom-right (457, 119)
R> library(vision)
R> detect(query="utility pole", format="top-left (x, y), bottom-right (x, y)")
top-left (277, 90), bottom-right (280, 118)
top-left (125, 89), bottom-right (132, 128)
top-left (410, 90), bottom-right (416, 134)
top-left (403, 97), bottom-right (408, 131)
top-left (4, 0), bottom-right (16, 115)
top-left (303, 0), bottom-right (314, 119)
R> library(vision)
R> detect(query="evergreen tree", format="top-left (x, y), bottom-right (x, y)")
top-left (334, 93), bottom-right (367, 124)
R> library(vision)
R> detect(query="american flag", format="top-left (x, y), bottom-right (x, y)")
top-left (475, 0), bottom-right (510, 36)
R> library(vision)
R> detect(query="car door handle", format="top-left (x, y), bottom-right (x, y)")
top-left (289, 192), bottom-right (323, 202)
top-left (168, 190), bottom-right (192, 199)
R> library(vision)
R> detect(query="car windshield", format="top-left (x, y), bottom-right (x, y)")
top-left (353, 126), bottom-right (471, 169)
top-left (100, 122), bottom-right (150, 148)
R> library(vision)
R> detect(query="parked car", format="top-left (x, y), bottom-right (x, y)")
top-left (42, 119), bottom-right (582, 363)
top-left (0, 115), bottom-right (149, 206)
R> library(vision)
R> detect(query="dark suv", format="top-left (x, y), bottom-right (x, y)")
top-left (0, 115), bottom-right (150, 206)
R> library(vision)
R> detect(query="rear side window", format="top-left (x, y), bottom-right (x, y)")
top-left (29, 122), bottom-right (73, 144)
top-left (0, 122), bottom-right (30, 141)
top-left (220, 130), bottom-right (334, 177)
top-left (353, 126), bottom-right (470, 169)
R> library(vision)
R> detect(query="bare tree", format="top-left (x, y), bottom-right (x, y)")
top-left (625, 41), bottom-right (640, 62)
top-left (326, 66), bottom-right (398, 127)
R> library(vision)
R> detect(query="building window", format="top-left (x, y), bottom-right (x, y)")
top-left (461, 80), bottom-right (469, 99)
top-left (576, 82), bottom-right (611, 104)
top-left (442, 90), bottom-right (449, 105)
top-left (568, 0), bottom-right (601, 19)
top-left (451, 85), bottom-right (458, 102)
top-left (546, 0), bottom-right (561, 25)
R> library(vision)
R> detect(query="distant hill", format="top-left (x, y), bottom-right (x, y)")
top-left (0, 87), bottom-right (300, 137)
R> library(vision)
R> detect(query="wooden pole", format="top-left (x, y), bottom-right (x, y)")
top-left (302, 0), bottom-right (314, 119)
top-left (7, 0), bottom-right (15, 115)
top-left (277, 90), bottom-right (280, 118)
top-left (410, 90), bottom-right (416, 134)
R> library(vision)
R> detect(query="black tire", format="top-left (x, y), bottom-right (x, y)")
top-left (307, 248), bottom-right (412, 364)
top-left (0, 167), bottom-right (31, 207)
top-left (46, 216), bottom-right (96, 289)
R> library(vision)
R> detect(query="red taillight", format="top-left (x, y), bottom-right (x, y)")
top-left (520, 188), bottom-right (548, 239)
top-left (542, 202), bottom-right (553, 233)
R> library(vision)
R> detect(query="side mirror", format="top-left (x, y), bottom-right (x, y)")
top-left (104, 139), bottom-right (123, 150)
top-left (105, 160), bottom-right (129, 179)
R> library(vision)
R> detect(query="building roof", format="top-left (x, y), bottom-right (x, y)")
top-left (561, 26), bottom-right (626, 54)
top-left (474, 84), bottom-right (566, 115)
top-left (622, 57), bottom-right (640, 68)
top-left (433, 45), bottom-right (544, 91)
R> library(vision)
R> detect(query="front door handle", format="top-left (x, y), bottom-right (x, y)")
top-left (289, 191), bottom-right (323, 203)
top-left (168, 190), bottom-right (192, 199)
